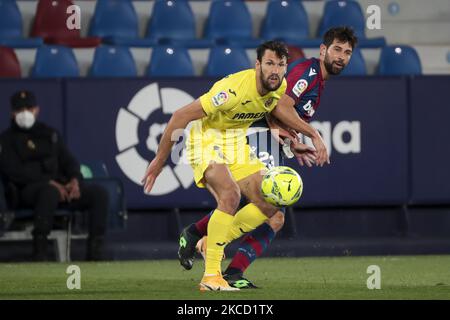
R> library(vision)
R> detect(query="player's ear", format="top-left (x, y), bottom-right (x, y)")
top-left (319, 44), bottom-right (326, 58)
top-left (255, 59), bottom-right (261, 69)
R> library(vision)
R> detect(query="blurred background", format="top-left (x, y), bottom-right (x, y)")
top-left (0, 0), bottom-right (449, 262)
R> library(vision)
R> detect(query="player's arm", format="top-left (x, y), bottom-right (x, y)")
top-left (142, 99), bottom-right (205, 193)
top-left (271, 94), bottom-right (330, 166)
top-left (266, 113), bottom-right (318, 167)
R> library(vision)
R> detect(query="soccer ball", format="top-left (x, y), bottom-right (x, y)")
top-left (261, 166), bottom-right (303, 207)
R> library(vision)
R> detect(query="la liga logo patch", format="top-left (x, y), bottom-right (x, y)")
top-left (212, 91), bottom-right (229, 107)
top-left (292, 79), bottom-right (308, 97)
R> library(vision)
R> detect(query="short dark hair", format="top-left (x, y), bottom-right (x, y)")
top-left (323, 26), bottom-right (358, 49)
top-left (256, 40), bottom-right (289, 62)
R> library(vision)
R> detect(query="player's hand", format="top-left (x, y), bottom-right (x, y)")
top-left (310, 132), bottom-right (330, 167)
top-left (142, 158), bottom-right (163, 194)
top-left (274, 127), bottom-right (298, 146)
top-left (290, 141), bottom-right (318, 167)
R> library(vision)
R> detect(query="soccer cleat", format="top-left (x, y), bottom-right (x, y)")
top-left (224, 273), bottom-right (259, 289)
top-left (199, 274), bottom-right (240, 291)
top-left (196, 236), bottom-right (226, 261)
top-left (178, 224), bottom-right (201, 270)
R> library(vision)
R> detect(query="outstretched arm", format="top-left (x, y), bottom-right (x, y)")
top-left (270, 94), bottom-right (330, 166)
top-left (142, 99), bottom-right (206, 193)
top-left (266, 114), bottom-right (318, 167)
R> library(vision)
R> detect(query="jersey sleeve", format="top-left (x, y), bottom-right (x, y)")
top-left (285, 61), bottom-right (313, 105)
top-left (199, 76), bottom-right (240, 116)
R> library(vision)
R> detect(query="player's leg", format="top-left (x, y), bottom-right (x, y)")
top-left (198, 162), bottom-right (241, 291)
top-left (194, 208), bottom-right (284, 288)
top-left (178, 211), bottom-right (213, 270)
top-left (179, 131), bottom-right (237, 274)
top-left (223, 211), bottom-right (284, 288)
top-left (177, 170), bottom-right (226, 270)
top-left (185, 131), bottom-right (288, 283)
top-left (224, 130), bottom-right (287, 288)
top-left (213, 169), bottom-right (282, 289)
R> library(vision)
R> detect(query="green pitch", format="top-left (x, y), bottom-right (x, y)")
top-left (0, 255), bottom-right (449, 299)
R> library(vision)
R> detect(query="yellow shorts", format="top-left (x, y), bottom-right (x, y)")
top-left (186, 140), bottom-right (266, 188)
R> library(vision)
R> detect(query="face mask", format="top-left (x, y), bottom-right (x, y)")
top-left (15, 110), bottom-right (36, 129)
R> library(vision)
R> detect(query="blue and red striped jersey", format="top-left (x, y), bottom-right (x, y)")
top-left (285, 57), bottom-right (325, 123)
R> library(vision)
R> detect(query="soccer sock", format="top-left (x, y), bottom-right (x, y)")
top-left (225, 222), bottom-right (276, 276)
top-left (189, 211), bottom-right (213, 238)
top-left (204, 209), bottom-right (234, 276)
top-left (225, 203), bottom-right (269, 243)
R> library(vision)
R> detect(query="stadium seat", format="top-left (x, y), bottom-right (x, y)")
top-left (377, 45), bottom-right (422, 75)
top-left (205, 46), bottom-right (251, 77)
top-left (31, 45), bottom-right (80, 78)
top-left (260, 1), bottom-right (309, 45)
top-left (0, 162), bottom-right (126, 260)
top-left (89, 46), bottom-right (137, 77)
top-left (340, 47), bottom-right (367, 76)
top-left (89, 0), bottom-right (153, 47)
top-left (80, 161), bottom-right (127, 230)
top-left (147, 46), bottom-right (195, 77)
top-left (204, 1), bottom-right (262, 48)
top-left (0, 46), bottom-right (21, 78)
top-left (317, 0), bottom-right (386, 48)
top-left (31, 0), bottom-right (101, 48)
top-left (147, 0), bottom-right (211, 48)
top-left (0, 0), bottom-right (43, 48)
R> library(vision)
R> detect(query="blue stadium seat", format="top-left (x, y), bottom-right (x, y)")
top-left (340, 47), bottom-right (366, 76)
top-left (81, 161), bottom-right (127, 230)
top-left (317, 0), bottom-right (385, 48)
top-left (260, 1), bottom-right (309, 44)
top-left (147, 46), bottom-right (195, 77)
top-left (377, 45), bottom-right (422, 76)
top-left (89, 46), bottom-right (137, 77)
top-left (147, 0), bottom-right (211, 48)
top-left (205, 46), bottom-right (251, 77)
top-left (31, 45), bottom-right (79, 78)
top-left (204, 1), bottom-right (262, 48)
top-left (0, 0), bottom-right (43, 48)
top-left (88, 0), bottom-right (153, 47)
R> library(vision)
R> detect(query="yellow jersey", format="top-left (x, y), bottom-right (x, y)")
top-left (190, 69), bottom-right (287, 147)
top-left (186, 69), bottom-right (286, 186)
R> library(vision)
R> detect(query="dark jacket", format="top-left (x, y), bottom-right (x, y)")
top-left (0, 121), bottom-right (83, 190)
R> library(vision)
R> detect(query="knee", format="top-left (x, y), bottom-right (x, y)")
top-left (218, 184), bottom-right (241, 214)
top-left (254, 199), bottom-right (278, 219)
top-left (83, 184), bottom-right (109, 204)
top-left (268, 211), bottom-right (285, 232)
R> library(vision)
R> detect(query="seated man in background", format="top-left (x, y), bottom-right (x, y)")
top-left (0, 90), bottom-right (109, 261)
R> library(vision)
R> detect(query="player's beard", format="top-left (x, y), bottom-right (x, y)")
top-left (260, 67), bottom-right (283, 92)
top-left (324, 53), bottom-right (346, 75)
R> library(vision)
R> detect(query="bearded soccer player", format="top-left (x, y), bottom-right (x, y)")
top-left (178, 27), bottom-right (358, 289)
top-left (142, 40), bottom-right (328, 291)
